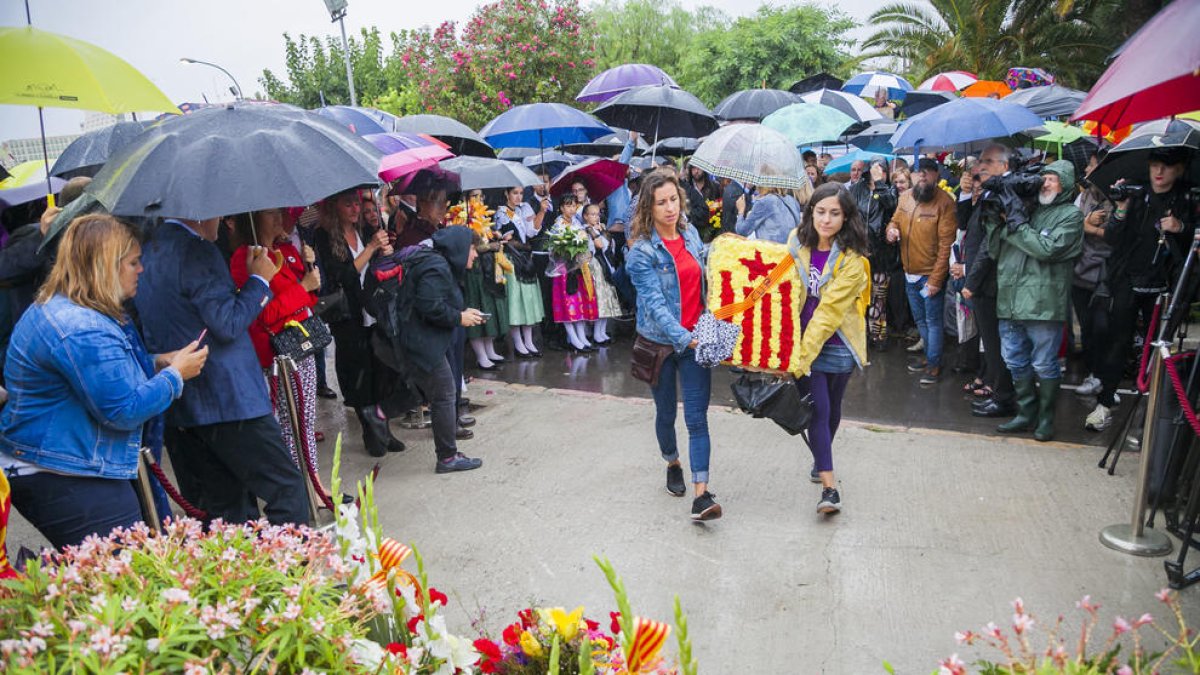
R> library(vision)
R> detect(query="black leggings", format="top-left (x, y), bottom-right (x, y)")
top-left (1097, 286), bottom-right (1157, 408)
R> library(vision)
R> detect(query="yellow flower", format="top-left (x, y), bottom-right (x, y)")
top-left (540, 606), bottom-right (584, 641)
top-left (519, 629), bottom-right (544, 658)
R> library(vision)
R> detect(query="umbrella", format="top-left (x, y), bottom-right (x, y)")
top-left (629, 155), bottom-right (671, 171)
top-left (797, 88), bottom-right (882, 123)
top-left (358, 107), bottom-right (402, 131)
top-left (1032, 121), bottom-right (1088, 152)
top-left (898, 91), bottom-right (956, 118)
top-left (0, 160), bottom-right (60, 189)
top-left (688, 123), bottom-right (807, 190)
top-left (1006, 67), bottom-right (1055, 90)
top-left (918, 71), bottom-right (979, 92)
top-left (713, 89), bottom-right (799, 122)
top-left (521, 150), bottom-right (584, 177)
top-left (0, 178), bottom-right (66, 209)
top-left (847, 120), bottom-right (900, 152)
top-left (362, 132), bottom-right (448, 155)
top-left (1072, 0), bottom-right (1200, 129)
top-left (842, 71), bottom-right (913, 101)
top-left (38, 192), bottom-right (107, 254)
top-left (50, 120), bottom-right (151, 179)
top-left (1082, 120), bottom-right (1133, 145)
top-left (562, 129), bottom-right (650, 156)
top-left (592, 85), bottom-right (718, 145)
top-left (823, 150), bottom-right (895, 175)
top-left (1003, 85), bottom-right (1087, 118)
top-left (379, 145), bottom-right (456, 183)
top-left (646, 137), bottom-right (699, 158)
top-left (549, 158), bottom-right (628, 201)
top-left (889, 97), bottom-right (1044, 150)
top-left (497, 147), bottom-right (541, 161)
top-left (789, 73), bottom-right (844, 95)
top-left (86, 103), bottom-right (383, 220)
top-left (1087, 119), bottom-right (1200, 190)
top-left (961, 80), bottom-right (1012, 99)
top-left (762, 102), bottom-right (857, 147)
top-left (0, 24), bottom-right (177, 197)
top-left (438, 156), bottom-right (541, 190)
top-left (481, 103), bottom-right (612, 149)
top-left (312, 105), bottom-right (390, 136)
top-left (393, 114), bottom-right (495, 157)
top-left (576, 63), bottom-right (678, 103)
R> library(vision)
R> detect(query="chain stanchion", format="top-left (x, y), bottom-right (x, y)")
top-left (135, 449), bottom-right (161, 534)
top-left (275, 356), bottom-right (322, 525)
top-left (1100, 343), bottom-right (1175, 557)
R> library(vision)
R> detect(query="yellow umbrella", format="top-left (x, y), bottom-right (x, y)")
top-left (0, 160), bottom-right (54, 190)
top-left (0, 24), bottom-right (177, 200)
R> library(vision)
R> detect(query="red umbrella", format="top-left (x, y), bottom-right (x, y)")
top-left (1072, 0), bottom-right (1200, 128)
top-left (549, 158), bottom-right (629, 202)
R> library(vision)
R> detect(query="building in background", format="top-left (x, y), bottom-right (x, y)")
top-left (0, 112), bottom-right (126, 169)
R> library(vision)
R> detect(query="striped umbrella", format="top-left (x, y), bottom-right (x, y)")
top-left (918, 71), bottom-right (978, 92)
top-left (842, 71), bottom-right (913, 101)
top-left (797, 88), bottom-right (882, 123)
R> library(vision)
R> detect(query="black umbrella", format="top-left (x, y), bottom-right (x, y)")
top-left (438, 156), bottom-right (541, 190)
top-left (86, 103), bottom-right (383, 221)
top-left (898, 91), bottom-right (955, 118)
top-left (1088, 119), bottom-right (1200, 190)
top-left (713, 89), bottom-right (798, 122)
top-left (521, 150), bottom-right (584, 177)
top-left (645, 136), bottom-right (699, 157)
top-left (1003, 85), bottom-right (1087, 118)
top-left (789, 73), bottom-right (844, 95)
top-left (50, 120), bottom-right (152, 179)
top-left (847, 120), bottom-right (900, 152)
top-left (592, 85), bottom-right (718, 147)
top-left (38, 192), bottom-right (106, 254)
top-left (393, 114), bottom-right (495, 157)
top-left (562, 129), bottom-right (650, 156)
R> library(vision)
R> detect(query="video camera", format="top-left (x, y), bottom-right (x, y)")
top-left (981, 169), bottom-right (1044, 231)
top-left (1108, 183), bottom-right (1147, 202)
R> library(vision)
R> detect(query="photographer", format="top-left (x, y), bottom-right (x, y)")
top-left (1086, 147), bottom-right (1196, 432)
top-left (985, 161), bottom-right (1084, 442)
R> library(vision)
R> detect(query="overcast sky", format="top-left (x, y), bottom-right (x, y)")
top-left (2, 0), bottom-right (883, 141)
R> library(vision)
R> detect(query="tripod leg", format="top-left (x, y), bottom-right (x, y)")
top-left (1103, 394), bottom-right (1143, 475)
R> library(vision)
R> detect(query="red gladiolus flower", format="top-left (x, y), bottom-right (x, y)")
top-left (386, 642), bottom-right (407, 655)
top-left (429, 587), bottom-right (448, 606)
top-left (407, 614), bottom-right (424, 633)
top-left (610, 611), bottom-right (622, 635)
top-left (585, 618), bottom-right (599, 632)
top-left (519, 608), bottom-right (536, 628)
top-left (502, 622), bottom-right (522, 646)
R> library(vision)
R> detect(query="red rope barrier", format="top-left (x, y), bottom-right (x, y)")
top-left (143, 454), bottom-right (208, 521)
top-left (1136, 300), bottom-right (1163, 393)
top-left (1163, 353), bottom-right (1200, 438)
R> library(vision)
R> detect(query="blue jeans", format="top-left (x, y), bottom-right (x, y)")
top-left (999, 319), bottom-right (1063, 381)
top-left (904, 276), bottom-right (946, 367)
top-left (649, 348), bottom-right (712, 484)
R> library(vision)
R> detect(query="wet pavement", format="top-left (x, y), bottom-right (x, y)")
top-left (470, 324), bottom-right (1124, 448)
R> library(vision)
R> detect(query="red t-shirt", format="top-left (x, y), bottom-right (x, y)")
top-left (663, 236), bottom-right (702, 331)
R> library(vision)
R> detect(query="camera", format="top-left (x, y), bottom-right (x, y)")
top-left (1108, 183), bottom-right (1146, 202)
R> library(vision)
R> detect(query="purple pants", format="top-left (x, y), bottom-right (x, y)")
top-left (808, 371), bottom-right (852, 472)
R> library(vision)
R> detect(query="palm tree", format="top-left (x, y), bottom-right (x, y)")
top-left (862, 0), bottom-right (1124, 88)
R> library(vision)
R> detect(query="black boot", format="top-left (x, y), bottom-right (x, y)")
top-left (997, 376), bottom-right (1037, 434)
top-left (355, 407), bottom-right (388, 457)
top-left (1033, 378), bottom-right (1060, 442)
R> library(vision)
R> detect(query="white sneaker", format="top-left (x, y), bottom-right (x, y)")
top-left (1075, 375), bottom-right (1101, 396)
top-left (1085, 403), bottom-right (1112, 431)
top-left (906, 338), bottom-right (925, 353)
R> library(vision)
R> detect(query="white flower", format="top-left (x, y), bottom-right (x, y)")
top-left (161, 588), bottom-right (193, 605)
top-left (349, 638), bottom-right (386, 669)
top-left (145, 638), bottom-right (161, 653)
top-left (120, 597), bottom-right (140, 612)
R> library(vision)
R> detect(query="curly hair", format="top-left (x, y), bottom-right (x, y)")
top-left (628, 171), bottom-right (690, 243)
top-left (797, 183), bottom-right (870, 257)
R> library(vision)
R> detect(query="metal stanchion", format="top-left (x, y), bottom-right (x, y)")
top-left (136, 448), bottom-right (161, 534)
top-left (275, 356), bottom-right (322, 525)
top-left (1100, 342), bottom-right (1174, 557)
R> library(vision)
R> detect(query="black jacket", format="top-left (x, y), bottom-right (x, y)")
top-left (1103, 185), bottom-right (1196, 293)
top-left (962, 197), bottom-right (998, 297)
top-left (313, 223), bottom-right (381, 324)
top-left (398, 227), bottom-right (470, 373)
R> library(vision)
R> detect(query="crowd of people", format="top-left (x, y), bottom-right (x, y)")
top-left (0, 125), bottom-right (1193, 547)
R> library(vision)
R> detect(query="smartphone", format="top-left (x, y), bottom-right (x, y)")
top-left (478, 312), bottom-right (492, 320)
top-left (196, 328), bottom-right (208, 345)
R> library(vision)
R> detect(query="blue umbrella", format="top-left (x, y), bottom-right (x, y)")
top-left (843, 71), bottom-right (913, 101)
top-left (889, 97), bottom-right (1044, 150)
top-left (480, 103), bottom-right (611, 150)
top-left (823, 149), bottom-right (895, 175)
top-left (312, 105), bottom-right (390, 136)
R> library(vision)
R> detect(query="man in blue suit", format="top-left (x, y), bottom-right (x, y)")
top-left (135, 217), bottom-right (309, 525)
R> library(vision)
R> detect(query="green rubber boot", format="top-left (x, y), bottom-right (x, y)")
top-left (1033, 378), bottom-right (1061, 442)
top-left (997, 376), bottom-right (1037, 434)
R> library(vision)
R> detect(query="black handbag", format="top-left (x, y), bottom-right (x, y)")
top-left (730, 372), bottom-right (813, 436)
top-left (314, 288), bottom-right (351, 323)
top-left (269, 315), bottom-right (333, 362)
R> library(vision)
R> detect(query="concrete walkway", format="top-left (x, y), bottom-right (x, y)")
top-left (7, 382), bottom-right (1197, 673)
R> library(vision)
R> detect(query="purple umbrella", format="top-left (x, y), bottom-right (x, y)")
top-left (362, 132), bottom-right (447, 155)
top-left (312, 105), bottom-right (389, 136)
top-left (576, 63), bottom-right (678, 103)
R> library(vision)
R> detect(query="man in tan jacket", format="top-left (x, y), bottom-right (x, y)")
top-left (886, 158), bottom-right (958, 384)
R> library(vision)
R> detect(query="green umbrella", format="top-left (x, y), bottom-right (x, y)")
top-left (1032, 121), bottom-right (1087, 155)
top-left (761, 102), bottom-right (857, 147)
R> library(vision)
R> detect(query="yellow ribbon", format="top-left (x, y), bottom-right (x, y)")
top-left (282, 320), bottom-right (310, 338)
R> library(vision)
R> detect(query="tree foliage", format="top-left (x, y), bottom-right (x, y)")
top-left (862, 0), bottom-right (1128, 89)
top-left (590, 0), bottom-right (726, 81)
top-left (260, 27), bottom-right (390, 109)
top-left (678, 5), bottom-right (856, 106)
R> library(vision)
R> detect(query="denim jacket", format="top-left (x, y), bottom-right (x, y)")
top-left (626, 226), bottom-right (707, 352)
top-left (0, 295), bottom-right (184, 479)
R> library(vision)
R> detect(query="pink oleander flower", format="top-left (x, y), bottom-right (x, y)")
top-left (1113, 616), bottom-right (1132, 635)
top-left (1011, 597), bottom-right (1025, 615)
top-left (1012, 613), bottom-right (1034, 635)
top-left (939, 653), bottom-right (967, 675)
top-left (954, 630), bottom-right (978, 645)
top-left (984, 621), bottom-right (1003, 639)
top-left (1117, 667), bottom-right (1134, 675)
top-left (1156, 588), bottom-right (1172, 603)
top-left (1134, 613), bottom-right (1153, 627)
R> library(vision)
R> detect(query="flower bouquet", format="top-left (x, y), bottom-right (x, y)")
top-left (706, 199), bottom-right (722, 232)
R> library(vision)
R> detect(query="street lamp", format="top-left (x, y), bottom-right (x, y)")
top-left (180, 57), bottom-right (244, 101)
top-left (322, 0), bottom-right (357, 107)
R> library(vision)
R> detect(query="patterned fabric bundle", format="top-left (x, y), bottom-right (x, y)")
top-left (692, 311), bottom-right (742, 367)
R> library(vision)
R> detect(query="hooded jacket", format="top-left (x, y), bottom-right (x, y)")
top-left (397, 227), bottom-right (470, 372)
top-left (989, 160), bottom-right (1084, 322)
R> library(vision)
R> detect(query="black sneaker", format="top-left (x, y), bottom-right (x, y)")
top-left (817, 487), bottom-right (841, 514)
top-left (809, 464), bottom-right (821, 483)
top-left (435, 453), bottom-right (482, 474)
top-left (906, 359), bottom-right (928, 373)
top-left (691, 492), bottom-right (722, 521)
top-left (665, 464), bottom-right (685, 497)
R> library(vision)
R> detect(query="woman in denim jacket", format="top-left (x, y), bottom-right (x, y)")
top-left (0, 215), bottom-right (208, 549)
top-left (625, 172), bottom-right (721, 522)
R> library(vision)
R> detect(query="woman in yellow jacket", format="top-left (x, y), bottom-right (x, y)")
top-left (789, 182), bottom-right (870, 515)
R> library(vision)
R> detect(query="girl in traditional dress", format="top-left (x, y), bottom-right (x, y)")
top-left (581, 202), bottom-right (622, 344)
top-left (495, 186), bottom-right (546, 357)
top-left (548, 195), bottom-right (598, 352)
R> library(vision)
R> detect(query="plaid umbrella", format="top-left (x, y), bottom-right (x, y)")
top-left (1006, 67), bottom-right (1055, 90)
top-left (689, 123), bottom-right (808, 190)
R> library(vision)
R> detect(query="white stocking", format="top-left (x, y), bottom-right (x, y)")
top-left (509, 327), bottom-right (530, 355)
top-left (484, 336), bottom-right (503, 361)
top-left (564, 322), bottom-right (587, 349)
top-left (593, 318), bottom-right (609, 342)
top-left (469, 338), bottom-right (494, 368)
top-left (521, 325), bottom-right (538, 353)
